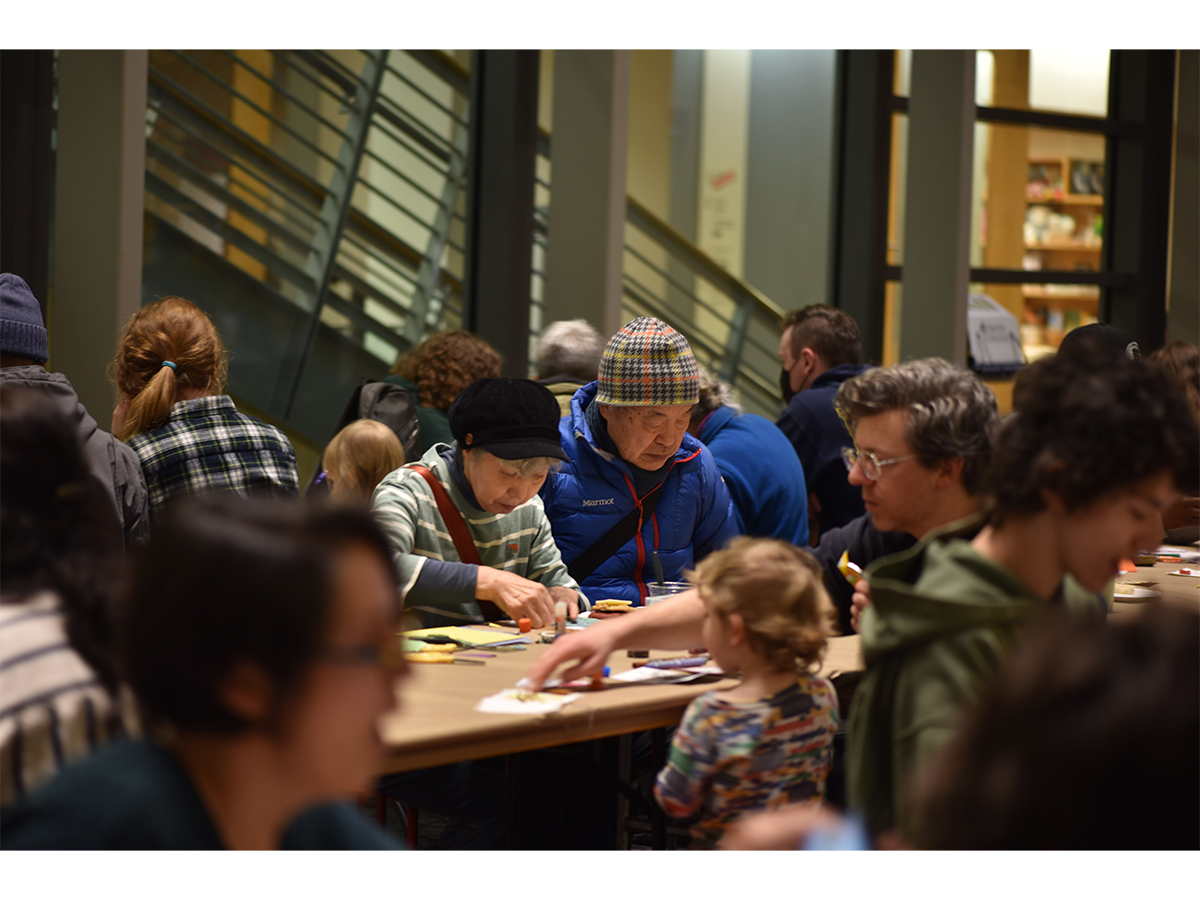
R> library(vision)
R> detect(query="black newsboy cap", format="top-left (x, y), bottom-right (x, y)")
top-left (448, 377), bottom-right (569, 461)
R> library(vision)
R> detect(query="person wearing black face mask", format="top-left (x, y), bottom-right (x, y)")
top-left (775, 305), bottom-right (871, 541)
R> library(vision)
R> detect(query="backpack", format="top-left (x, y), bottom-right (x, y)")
top-left (305, 380), bottom-right (421, 498)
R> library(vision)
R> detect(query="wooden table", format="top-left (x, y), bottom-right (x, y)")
top-left (1110, 546), bottom-right (1200, 620)
top-left (378, 630), bottom-right (863, 775)
top-left (375, 628), bottom-right (861, 849)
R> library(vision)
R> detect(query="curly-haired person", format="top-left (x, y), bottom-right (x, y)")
top-left (384, 330), bottom-right (501, 454)
top-left (654, 538), bottom-right (839, 849)
top-left (847, 349), bottom-right (1199, 844)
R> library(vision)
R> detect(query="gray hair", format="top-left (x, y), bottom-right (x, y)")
top-left (835, 358), bottom-right (999, 495)
top-left (470, 446), bottom-right (562, 477)
top-left (535, 319), bottom-right (604, 381)
top-left (691, 368), bottom-right (742, 424)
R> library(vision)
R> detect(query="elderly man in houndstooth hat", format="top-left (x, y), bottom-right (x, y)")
top-left (538, 317), bottom-right (739, 605)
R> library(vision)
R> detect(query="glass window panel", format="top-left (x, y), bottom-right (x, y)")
top-left (973, 121), bottom-right (1106, 275)
top-left (897, 51), bottom-right (1111, 118)
top-left (973, 50), bottom-right (1109, 118)
top-left (1028, 49), bottom-right (1109, 118)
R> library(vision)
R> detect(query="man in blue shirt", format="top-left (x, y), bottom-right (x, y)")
top-left (776, 305), bottom-right (870, 539)
top-left (689, 369), bottom-right (809, 546)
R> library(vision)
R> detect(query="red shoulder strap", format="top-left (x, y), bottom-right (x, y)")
top-left (408, 465), bottom-right (502, 621)
top-left (409, 465), bottom-right (483, 564)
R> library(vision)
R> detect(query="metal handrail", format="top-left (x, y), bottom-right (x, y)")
top-left (147, 108), bottom-right (323, 233)
top-left (408, 50), bottom-right (470, 96)
top-left (624, 196), bottom-right (785, 324)
top-left (169, 51), bottom-right (345, 170)
top-left (149, 68), bottom-right (329, 204)
top-left (149, 57), bottom-right (464, 296)
top-left (145, 142), bottom-right (314, 255)
top-left (216, 50), bottom-right (357, 141)
top-left (382, 62), bottom-right (470, 129)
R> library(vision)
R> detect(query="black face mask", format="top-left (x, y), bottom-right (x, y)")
top-left (779, 365), bottom-right (796, 404)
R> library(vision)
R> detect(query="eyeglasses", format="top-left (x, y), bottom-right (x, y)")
top-left (318, 639), bottom-right (408, 672)
top-left (840, 446), bottom-right (914, 481)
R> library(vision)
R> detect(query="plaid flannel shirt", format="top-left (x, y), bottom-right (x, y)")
top-left (127, 395), bottom-right (298, 518)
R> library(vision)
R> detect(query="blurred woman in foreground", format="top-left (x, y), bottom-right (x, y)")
top-left (1, 496), bottom-right (407, 849)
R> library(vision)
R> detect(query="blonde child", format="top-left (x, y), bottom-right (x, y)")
top-left (322, 419), bottom-right (404, 503)
top-left (653, 537), bottom-right (839, 849)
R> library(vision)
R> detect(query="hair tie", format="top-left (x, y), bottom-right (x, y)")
top-left (160, 361), bottom-right (178, 372)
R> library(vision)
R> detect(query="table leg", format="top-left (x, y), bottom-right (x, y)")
top-left (615, 733), bottom-right (632, 849)
top-left (650, 727), bottom-right (667, 849)
top-left (504, 754), bottom-right (517, 850)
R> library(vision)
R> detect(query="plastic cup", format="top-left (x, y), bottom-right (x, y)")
top-left (646, 581), bottom-right (691, 604)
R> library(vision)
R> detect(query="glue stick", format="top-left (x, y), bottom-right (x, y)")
top-left (555, 600), bottom-right (567, 636)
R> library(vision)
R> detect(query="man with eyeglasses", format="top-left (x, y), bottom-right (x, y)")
top-left (815, 359), bottom-right (996, 633)
top-left (526, 359), bottom-right (1001, 695)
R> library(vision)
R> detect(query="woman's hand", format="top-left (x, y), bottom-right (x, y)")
top-left (476, 567), bottom-right (556, 627)
top-left (548, 585), bottom-right (580, 618)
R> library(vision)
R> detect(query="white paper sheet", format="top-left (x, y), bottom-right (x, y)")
top-left (608, 665), bottom-right (724, 685)
top-left (476, 688), bottom-right (581, 715)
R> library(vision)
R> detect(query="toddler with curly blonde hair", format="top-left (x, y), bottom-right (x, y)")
top-left (654, 537), bottom-right (839, 849)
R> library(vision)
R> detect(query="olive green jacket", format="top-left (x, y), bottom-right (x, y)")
top-left (846, 516), bottom-right (1104, 842)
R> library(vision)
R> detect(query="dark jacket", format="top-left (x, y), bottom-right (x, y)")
top-left (810, 513), bottom-right (916, 635)
top-left (0, 365), bottom-right (148, 546)
top-left (0, 738), bottom-right (398, 849)
top-left (776, 363), bottom-right (870, 534)
top-left (696, 405), bottom-right (809, 546)
top-left (540, 382), bottom-right (740, 605)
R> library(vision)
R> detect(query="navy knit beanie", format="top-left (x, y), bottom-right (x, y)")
top-left (0, 273), bottom-right (49, 363)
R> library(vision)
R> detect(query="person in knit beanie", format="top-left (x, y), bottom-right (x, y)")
top-left (0, 273), bottom-right (50, 364)
top-left (0, 273), bottom-right (149, 546)
top-left (537, 316), bottom-right (738, 606)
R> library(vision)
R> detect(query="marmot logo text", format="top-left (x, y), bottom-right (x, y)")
top-left (582, 498), bottom-right (616, 507)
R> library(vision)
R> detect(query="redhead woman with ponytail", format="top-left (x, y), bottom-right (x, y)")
top-left (111, 297), bottom-right (298, 519)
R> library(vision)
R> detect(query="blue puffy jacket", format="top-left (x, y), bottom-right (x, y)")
top-left (540, 383), bottom-right (740, 605)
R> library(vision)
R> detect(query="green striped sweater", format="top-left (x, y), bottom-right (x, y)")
top-left (371, 444), bottom-right (584, 625)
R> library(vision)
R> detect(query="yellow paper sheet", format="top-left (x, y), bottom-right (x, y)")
top-left (402, 626), bottom-right (524, 646)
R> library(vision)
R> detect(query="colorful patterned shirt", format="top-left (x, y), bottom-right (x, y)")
top-left (654, 674), bottom-right (839, 849)
top-left (126, 395), bottom-right (298, 519)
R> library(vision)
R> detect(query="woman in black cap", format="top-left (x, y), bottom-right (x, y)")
top-left (371, 377), bottom-right (586, 629)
